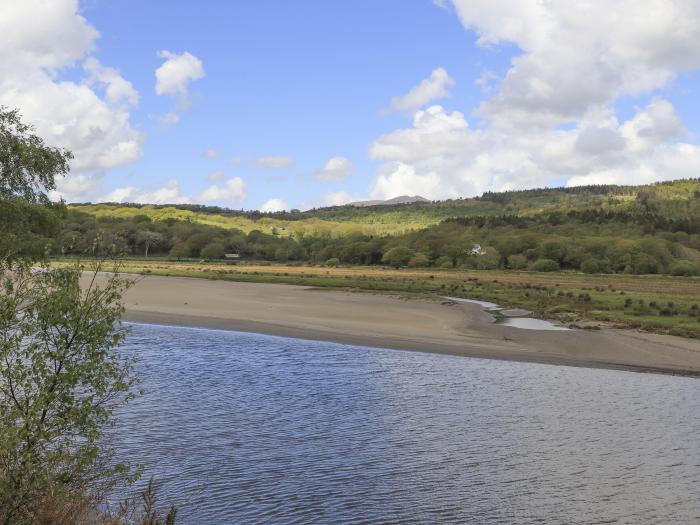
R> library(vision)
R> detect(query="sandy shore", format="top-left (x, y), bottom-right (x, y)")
top-left (110, 274), bottom-right (700, 376)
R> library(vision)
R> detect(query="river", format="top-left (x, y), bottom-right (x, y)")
top-left (111, 323), bottom-right (700, 524)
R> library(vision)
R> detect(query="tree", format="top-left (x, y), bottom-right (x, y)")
top-left (0, 107), bottom-right (72, 204)
top-left (137, 230), bottom-right (163, 257)
top-left (169, 240), bottom-right (190, 260)
top-left (507, 254), bottom-right (528, 270)
top-left (580, 258), bottom-right (600, 274)
top-left (0, 108), bottom-right (69, 259)
top-left (531, 258), bottom-right (560, 272)
top-left (381, 246), bottom-right (414, 267)
top-left (408, 252), bottom-right (430, 267)
top-left (201, 242), bottom-right (225, 260)
top-left (0, 261), bottom-right (139, 522)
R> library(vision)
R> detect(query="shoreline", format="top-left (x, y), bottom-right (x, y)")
top-left (108, 274), bottom-right (700, 378)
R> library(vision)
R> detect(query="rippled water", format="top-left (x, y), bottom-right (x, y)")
top-left (112, 323), bottom-right (700, 524)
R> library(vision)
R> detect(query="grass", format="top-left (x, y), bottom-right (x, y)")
top-left (57, 258), bottom-right (700, 339)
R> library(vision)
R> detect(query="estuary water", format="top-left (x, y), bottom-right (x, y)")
top-left (112, 323), bottom-right (700, 524)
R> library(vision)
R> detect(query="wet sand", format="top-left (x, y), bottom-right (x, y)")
top-left (113, 274), bottom-right (700, 376)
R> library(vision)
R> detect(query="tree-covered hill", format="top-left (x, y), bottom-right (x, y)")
top-left (40, 178), bottom-right (700, 276)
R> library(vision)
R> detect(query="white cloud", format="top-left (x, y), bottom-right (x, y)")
top-left (154, 50), bottom-right (205, 125)
top-left (83, 57), bottom-right (139, 107)
top-left (370, 101), bottom-right (699, 200)
top-left (259, 198), bottom-right (288, 212)
top-left (0, 0), bottom-right (142, 202)
top-left (369, 1), bottom-right (700, 199)
top-left (155, 50), bottom-right (205, 97)
top-left (389, 68), bottom-right (455, 113)
top-left (203, 149), bottom-right (220, 158)
top-left (450, 0), bottom-right (700, 129)
top-left (100, 176), bottom-right (247, 206)
top-left (100, 179), bottom-right (190, 204)
top-left (50, 173), bottom-right (104, 203)
top-left (322, 191), bottom-right (354, 207)
top-left (256, 156), bottom-right (294, 168)
top-left (197, 177), bottom-right (247, 203)
top-left (313, 156), bottom-right (353, 181)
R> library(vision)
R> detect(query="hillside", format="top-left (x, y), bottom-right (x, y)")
top-left (49, 178), bottom-right (700, 277)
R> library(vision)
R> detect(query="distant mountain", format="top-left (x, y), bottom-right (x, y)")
top-left (348, 195), bottom-right (430, 207)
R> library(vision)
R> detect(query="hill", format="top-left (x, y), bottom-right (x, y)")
top-left (49, 178), bottom-right (700, 276)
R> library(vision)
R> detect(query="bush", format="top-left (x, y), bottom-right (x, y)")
top-left (669, 260), bottom-right (700, 276)
top-left (507, 254), bottom-right (528, 269)
top-left (531, 258), bottom-right (560, 272)
top-left (381, 246), bottom-right (414, 267)
top-left (434, 255), bottom-right (453, 269)
top-left (200, 242), bottom-right (226, 260)
top-left (169, 240), bottom-right (190, 259)
top-left (325, 257), bottom-right (340, 267)
top-left (580, 258), bottom-right (599, 274)
top-left (631, 253), bottom-right (660, 274)
top-left (408, 252), bottom-right (430, 267)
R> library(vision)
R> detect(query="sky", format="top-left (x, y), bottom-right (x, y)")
top-left (1, 0), bottom-right (700, 211)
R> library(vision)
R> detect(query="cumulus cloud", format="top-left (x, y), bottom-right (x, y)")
top-left (256, 156), bottom-right (294, 168)
top-left (100, 179), bottom-right (190, 204)
top-left (0, 0), bottom-right (142, 202)
top-left (370, 100), bottom-right (696, 200)
top-left (322, 191), bottom-right (355, 207)
top-left (451, 0), bottom-right (700, 129)
top-left (155, 50), bottom-right (205, 97)
top-left (312, 156), bottom-right (353, 181)
top-left (370, 1), bottom-right (700, 199)
top-left (389, 68), bottom-right (455, 113)
top-left (197, 177), bottom-right (247, 203)
top-left (259, 198), bottom-right (288, 212)
top-left (101, 176), bottom-right (247, 206)
top-left (154, 50), bottom-right (205, 125)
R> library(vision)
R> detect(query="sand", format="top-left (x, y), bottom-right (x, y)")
top-left (111, 274), bottom-right (700, 376)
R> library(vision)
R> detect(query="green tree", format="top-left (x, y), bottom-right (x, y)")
top-left (169, 240), bottom-right (190, 260)
top-left (0, 107), bottom-right (72, 204)
top-left (0, 261), bottom-right (139, 522)
top-left (507, 254), bottom-right (528, 270)
top-left (531, 258), bottom-right (560, 272)
top-left (669, 260), bottom-right (699, 276)
top-left (381, 246), bottom-right (414, 267)
top-left (201, 242), bottom-right (226, 260)
top-left (0, 108), bottom-right (70, 259)
top-left (580, 258), bottom-right (600, 274)
top-left (408, 252), bottom-right (430, 267)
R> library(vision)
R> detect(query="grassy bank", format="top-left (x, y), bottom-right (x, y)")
top-left (59, 258), bottom-right (700, 339)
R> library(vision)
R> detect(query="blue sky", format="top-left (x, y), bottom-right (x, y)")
top-left (2, 1), bottom-right (699, 210)
top-left (82, 0), bottom-right (494, 209)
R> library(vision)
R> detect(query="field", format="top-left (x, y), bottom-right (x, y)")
top-left (61, 258), bottom-right (700, 339)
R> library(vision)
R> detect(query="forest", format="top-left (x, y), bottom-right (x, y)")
top-left (6, 178), bottom-right (700, 277)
